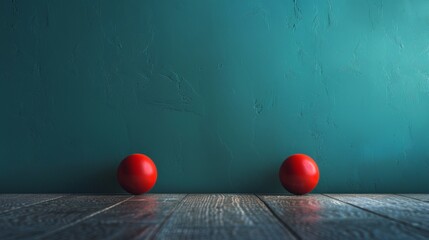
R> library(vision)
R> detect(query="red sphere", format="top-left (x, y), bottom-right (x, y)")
top-left (279, 154), bottom-right (320, 195)
top-left (117, 153), bottom-right (157, 195)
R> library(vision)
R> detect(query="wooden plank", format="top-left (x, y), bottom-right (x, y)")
top-left (154, 194), bottom-right (297, 240)
top-left (398, 194), bottom-right (429, 203)
top-left (0, 195), bottom-right (130, 240)
top-left (326, 194), bottom-right (429, 233)
top-left (0, 194), bottom-right (63, 213)
top-left (260, 194), bottom-right (429, 240)
top-left (41, 194), bottom-right (186, 240)
top-left (0, 194), bottom-right (20, 198)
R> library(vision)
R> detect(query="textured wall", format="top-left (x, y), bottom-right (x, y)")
top-left (1, 0), bottom-right (429, 193)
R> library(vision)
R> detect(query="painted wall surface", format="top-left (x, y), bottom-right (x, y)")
top-left (1, 0), bottom-right (429, 193)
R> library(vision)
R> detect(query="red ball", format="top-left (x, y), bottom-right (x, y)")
top-left (279, 154), bottom-right (320, 195)
top-left (117, 153), bottom-right (157, 195)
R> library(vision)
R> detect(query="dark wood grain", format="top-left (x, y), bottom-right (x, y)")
top-left (0, 195), bottom-right (130, 240)
top-left (3, 194), bottom-right (429, 240)
top-left (42, 194), bottom-right (186, 240)
top-left (398, 194), bottom-right (429, 203)
top-left (260, 194), bottom-right (429, 240)
top-left (154, 194), bottom-right (297, 240)
top-left (326, 194), bottom-right (429, 233)
top-left (0, 194), bottom-right (62, 213)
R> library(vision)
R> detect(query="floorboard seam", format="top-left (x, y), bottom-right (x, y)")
top-left (395, 194), bottom-right (429, 204)
top-left (255, 194), bottom-right (302, 240)
top-left (322, 194), bottom-right (429, 234)
top-left (35, 196), bottom-right (134, 239)
top-left (0, 195), bottom-right (65, 215)
top-left (150, 194), bottom-right (189, 240)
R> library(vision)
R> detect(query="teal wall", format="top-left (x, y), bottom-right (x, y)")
top-left (1, 0), bottom-right (429, 193)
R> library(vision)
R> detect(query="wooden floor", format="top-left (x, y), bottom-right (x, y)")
top-left (0, 194), bottom-right (428, 239)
